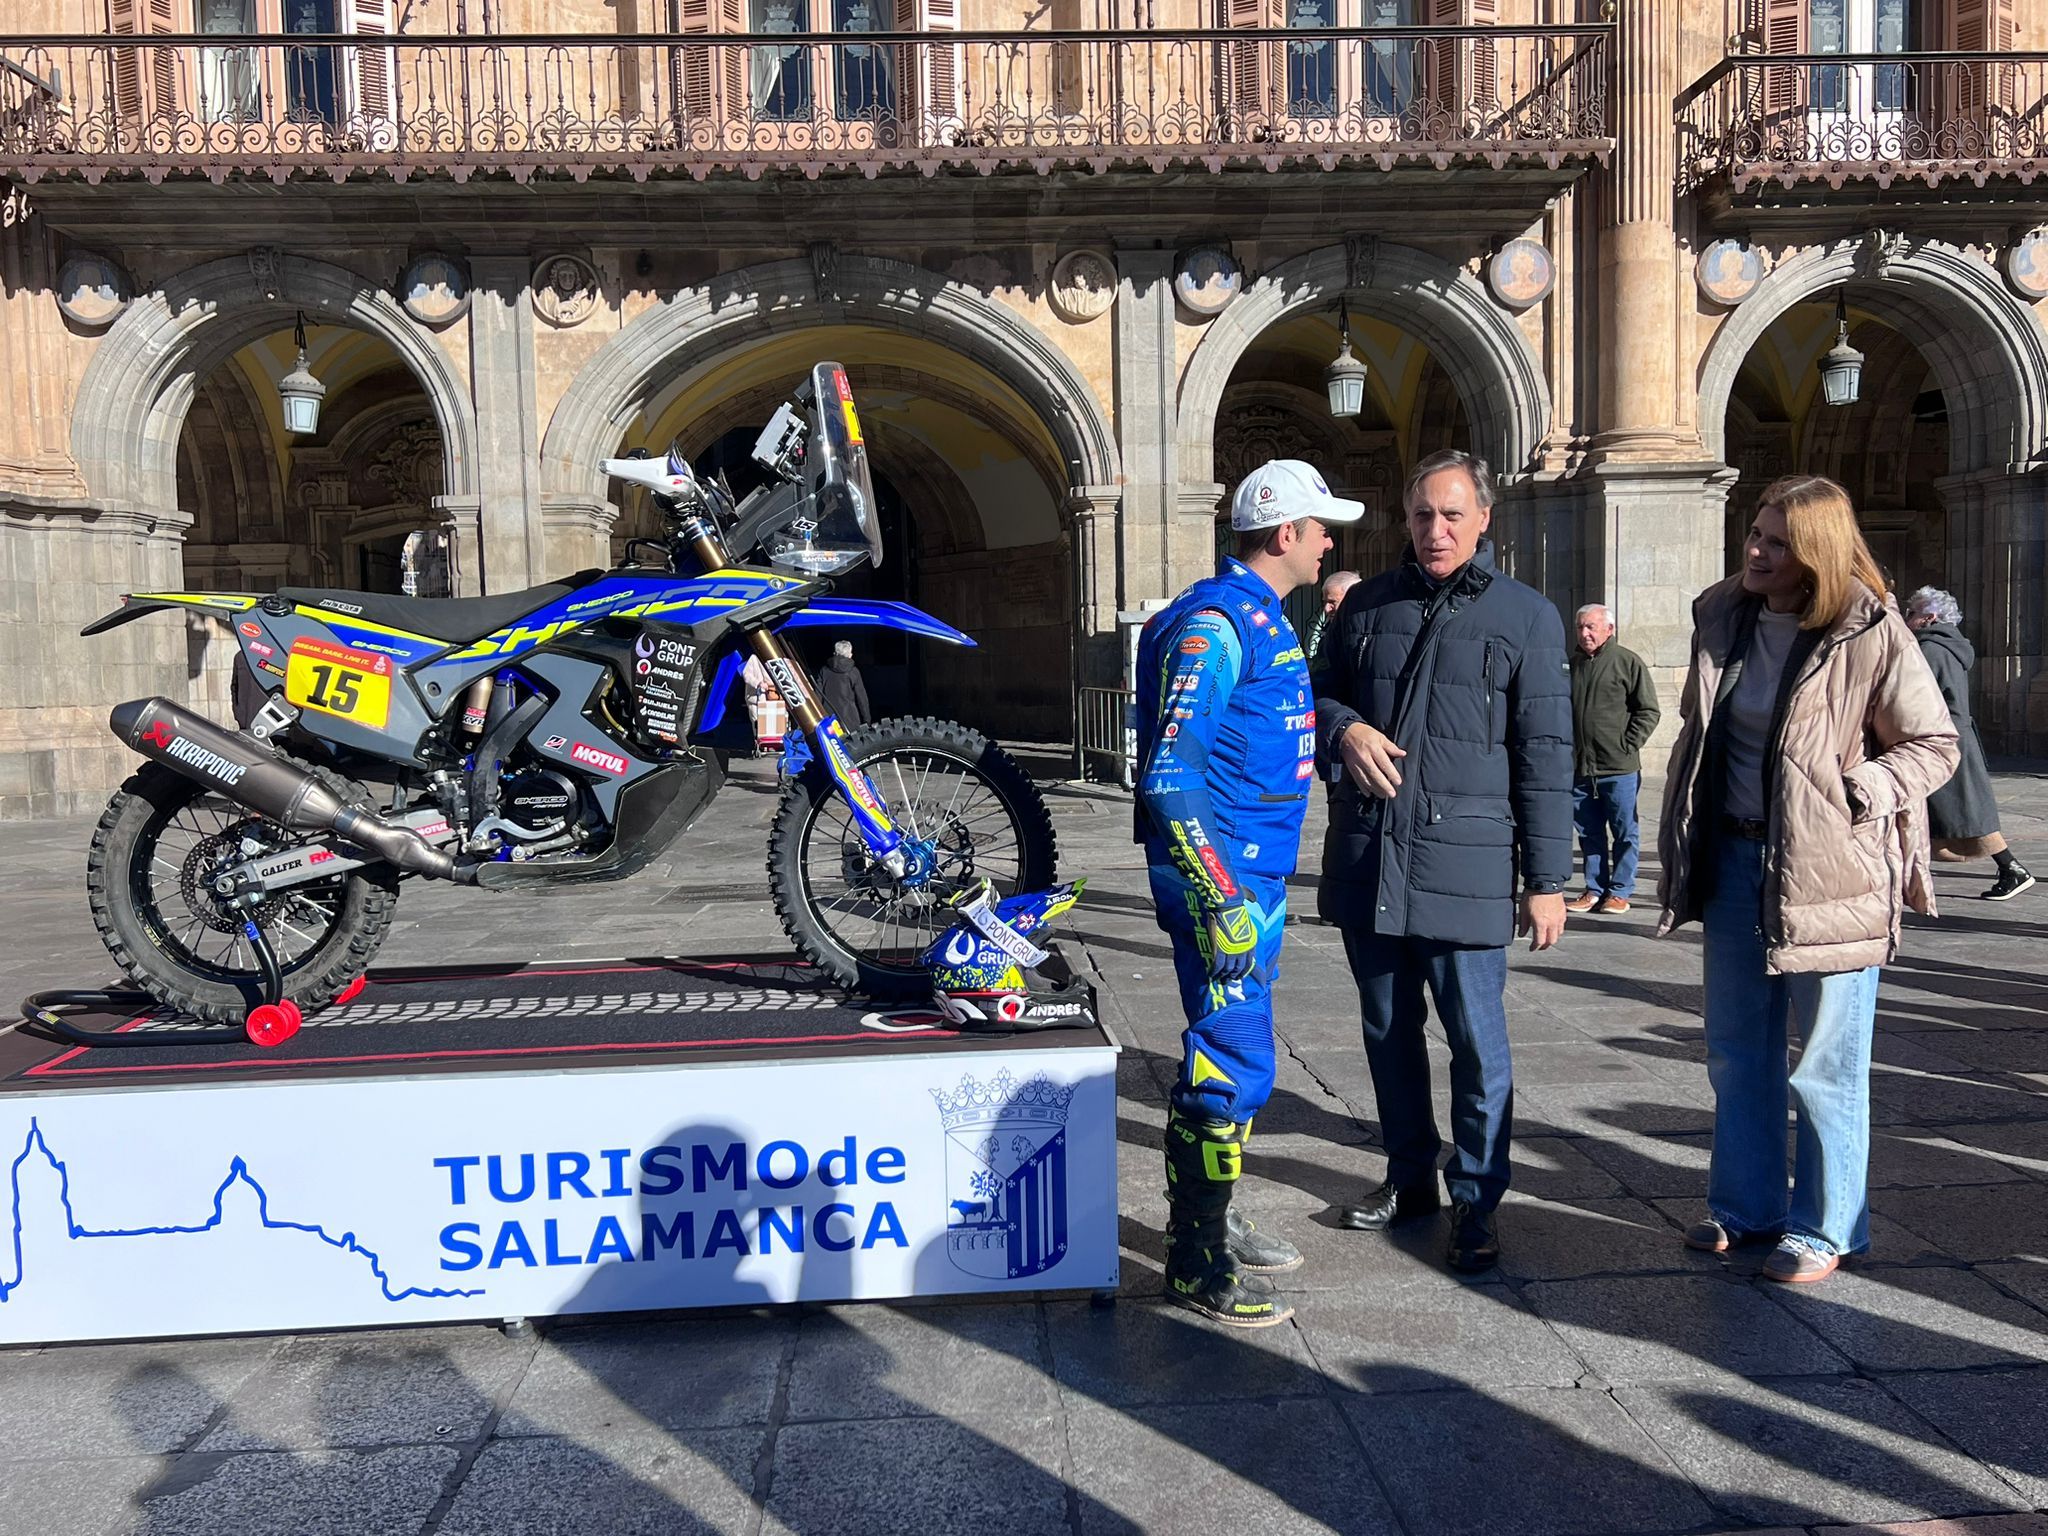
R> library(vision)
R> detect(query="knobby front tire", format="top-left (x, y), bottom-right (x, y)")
top-left (767, 716), bottom-right (1058, 997)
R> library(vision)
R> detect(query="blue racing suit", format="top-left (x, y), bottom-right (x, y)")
top-left (1133, 557), bottom-right (1314, 1123)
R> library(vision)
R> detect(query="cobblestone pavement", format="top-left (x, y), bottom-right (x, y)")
top-left (2, 754), bottom-right (2046, 1536)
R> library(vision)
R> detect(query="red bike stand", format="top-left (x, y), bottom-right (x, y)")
top-left (20, 919), bottom-right (302, 1050)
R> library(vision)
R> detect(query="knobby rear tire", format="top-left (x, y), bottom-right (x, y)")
top-left (86, 760), bottom-right (399, 1025)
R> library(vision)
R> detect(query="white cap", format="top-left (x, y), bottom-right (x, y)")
top-left (1230, 459), bottom-right (1367, 531)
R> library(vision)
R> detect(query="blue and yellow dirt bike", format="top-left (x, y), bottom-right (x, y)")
top-left (81, 363), bottom-right (1056, 1023)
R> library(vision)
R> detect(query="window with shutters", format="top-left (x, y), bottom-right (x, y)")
top-left (1287, 0), bottom-right (1336, 118)
top-left (896, 0), bottom-right (961, 146)
top-left (108, 0), bottom-right (179, 126)
top-left (1423, 0), bottom-right (1494, 129)
top-left (1224, 0), bottom-right (1282, 137)
top-left (1364, 0), bottom-right (1415, 116)
top-left (282, 0), bottom-right (339, 125)
top-left (751, 0), bottom-right (811, 120)
top-left (199, 0), bottom-right (258, 123)
top-left (673, 0), bottom-right (747, 130)
top-left (832, 0), bottom-right (894, 121)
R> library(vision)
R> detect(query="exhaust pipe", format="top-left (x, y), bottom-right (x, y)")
top-left (110, 697), bottom-right (458, 880)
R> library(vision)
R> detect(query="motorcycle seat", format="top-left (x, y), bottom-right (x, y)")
top-left (276, 573), bottom-right (606, 647)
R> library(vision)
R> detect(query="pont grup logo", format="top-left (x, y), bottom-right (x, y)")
top-left (929, 1071), bottom-right (1072, 1281)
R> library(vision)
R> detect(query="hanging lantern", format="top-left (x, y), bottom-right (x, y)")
top-left (278, 310), bottom-right (326, 436)
top-left (1818, 291), bottom-right (1863, 407)
top-left (1325, 297), bottom-right (1368, 419)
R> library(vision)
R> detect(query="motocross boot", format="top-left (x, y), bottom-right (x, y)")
top-left (1163, 1108), bottom-right (1293, 1328)
top-left (1224, 1118), bottom-right (1302, 1274)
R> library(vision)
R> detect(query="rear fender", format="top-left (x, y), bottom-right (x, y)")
top-left (82, 591), bottom-right (261, 637)
top-left (774, 598), bottom-right (976, 647)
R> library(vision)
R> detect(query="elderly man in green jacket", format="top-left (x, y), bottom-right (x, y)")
top-left (1567, 604), bottom-right (1661, 915)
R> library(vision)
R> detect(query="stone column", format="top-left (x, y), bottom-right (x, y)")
top-left (0, 502), bottom-right (189, 818)
top-left (431, 494), bottom-right (485, 597)
top-left (1113, 248), bottom-right (1180, 608)
top-left (1584, 462), bottom-right (1738, 757)
top-left (1576, 4), bottom-right (1730, 758)
top-left (540, 494), bottom-right (620, 578)
top-left (1067, 485), bottom-right (1122, 679)
top-left (467, 257), bottom-right (547, 594)
top-left (1593, 0), bottom-right (1687, 460)
top-left (1937, 466), bottom-right (2048, 755)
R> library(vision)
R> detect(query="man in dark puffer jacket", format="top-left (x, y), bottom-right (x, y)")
top-left (1312, 448), bottom-right (1574, 1274)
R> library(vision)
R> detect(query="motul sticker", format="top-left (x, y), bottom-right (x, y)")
top-left (570, 742), bottom-right (628, 775)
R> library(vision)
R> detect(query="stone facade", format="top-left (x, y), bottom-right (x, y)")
top-left (4, 0), bottom-right (2048, 817)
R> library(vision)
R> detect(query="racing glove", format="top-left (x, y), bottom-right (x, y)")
top-left (1202, 900), bottom-right (1259, 983)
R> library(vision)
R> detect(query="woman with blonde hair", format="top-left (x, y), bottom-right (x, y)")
top-left (1657, 475), bottom-right (1959, 1284)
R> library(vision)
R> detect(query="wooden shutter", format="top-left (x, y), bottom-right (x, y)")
top-left (896, 0), bottom-right (962, 146)
top-left (1226, 0), bottom-right (1282, 140)
top-left (1468, 0), bottom-right (1494, 117)
top-left (1425, 0), bottom-right (1491, 131)
top-left (1760, 0), bottom-right (1805, 118)
top-left (1949, 0), bottom-right (2016, 117)
top-left (348, 0), bottom-right (391, 129)
top-left (110, 0), bottom-right (179, 127)
top-left (676, 0), bottom-right (743, 128)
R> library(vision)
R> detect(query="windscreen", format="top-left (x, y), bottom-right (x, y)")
top-left (759, 362), bottom-right (885, 576)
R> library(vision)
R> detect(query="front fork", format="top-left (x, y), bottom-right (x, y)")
top-left (744, 626), bottom-right (907, 873)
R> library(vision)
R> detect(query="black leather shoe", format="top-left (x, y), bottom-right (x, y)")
top-left (1337, 1179), bottom-right (1441, 1231)
top-left (1446, 1201), bottom-right (1499, 1274)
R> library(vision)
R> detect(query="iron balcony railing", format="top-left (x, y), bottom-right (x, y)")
top-left (1678, 51), bottom-right (2048, 190)
top-left (0, 28), bottom-right (1609, 183)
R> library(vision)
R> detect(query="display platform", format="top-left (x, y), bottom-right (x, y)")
top-left (0, 954), bottom-right (1119, 1346)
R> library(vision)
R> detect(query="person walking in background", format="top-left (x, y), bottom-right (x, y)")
top-left (1657, 475), bottom-right (1958, 1285)
top-left (1905, 587), bottom-right (2034, 901)
top-left (1313, 449), bottom-right (1573, 1276)
top-left (1307, 569), bottom-right (1360, 662)
top-left (1566, 603), bottom-right (1661, 916)
top-left (818, 638), bottom-right (870, 728)
top-left (1134, 458), bottom-right (1364, 1326)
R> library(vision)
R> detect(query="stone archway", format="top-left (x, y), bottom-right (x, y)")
top-left (1698, 236), bottom-right (2048, 752)
top-left (1697, 237), bottom-right (2048, 475)
top-left (71, 251), bottom-right (479, 521)
top-left (539, 254), bottom-right (1120, 522)
top-left (1177, 241), bottom-right (1553, 492)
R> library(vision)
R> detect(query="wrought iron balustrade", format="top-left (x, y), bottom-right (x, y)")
top-left (1678, 51), bottom-right (2048, 190)
top-left (0, 27), bottom-right (1609, 182)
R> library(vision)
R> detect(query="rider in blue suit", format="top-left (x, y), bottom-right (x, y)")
top-left (1133, 459), bottom-right (1364, 1327)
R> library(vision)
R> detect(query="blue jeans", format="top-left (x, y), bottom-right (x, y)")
top-left (1150, 864), bottom-right (1289, 1124)
top-left (1573, 772), bottom-right (1642, 898)
top-left (1702, 833), bottom-right (1880, 1256)
top-left (1340, 928), bottom-right (1513, 1211)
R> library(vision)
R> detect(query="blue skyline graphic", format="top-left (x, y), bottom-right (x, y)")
top-left (0, 1117), bottom-right (484, 1306)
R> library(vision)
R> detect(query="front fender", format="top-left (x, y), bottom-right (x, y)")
top-left (775, 598), bottom-right (976, 648)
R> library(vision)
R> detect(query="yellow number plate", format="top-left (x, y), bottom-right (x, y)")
top-left (285, 637), bottom-right (394, 729)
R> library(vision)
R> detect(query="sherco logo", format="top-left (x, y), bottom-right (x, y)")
top-left (570, 742), bottom-right (628, 775)
top-left (165, 735), bottom-right (248, 787)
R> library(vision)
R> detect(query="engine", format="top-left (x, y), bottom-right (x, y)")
top-left (496, 767), bottom-right (582, 839)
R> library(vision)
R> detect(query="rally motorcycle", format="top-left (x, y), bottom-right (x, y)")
top-left (81, 362), bottom-right (1056, 1024)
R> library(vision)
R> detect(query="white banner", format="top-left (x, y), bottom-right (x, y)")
top-left (0, 1046), bottom-right (1120, 1345)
